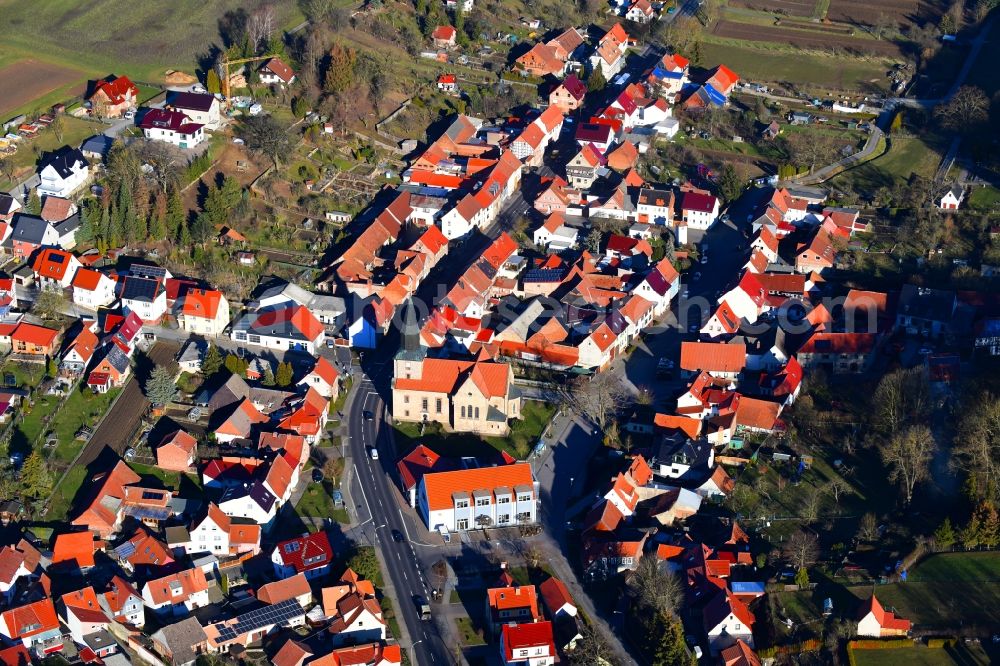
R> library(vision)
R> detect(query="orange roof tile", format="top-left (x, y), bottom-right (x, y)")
top-left (422, 463), bottom-right (534, 512)
top-left (52, 531), bottom-right (96, 569)
top-left (181, 288), bottom-right (224, 319)
top-left (487, 585), bottom-right (541, 617)
top-left (257, 572), bottom-right (311, 605)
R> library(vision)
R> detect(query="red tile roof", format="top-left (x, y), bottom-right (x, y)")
top-left (860, 594), bottom-right (910, 631)
top-left (539, 577), bottom-right (574, 615)
top-left (680, 342), bottom-right (746, 373)
top-left (262, 57), bottom-right (295, 83)
top-left (274, 532), bottom-right (334, 574)
top-left (91, 75), bottom-right (138, 105)
top-left (502, 621), bottom-right (555, 661)
top-left (52, 531), bottom-right (96, 569)
top-left (61, 586), bottom-right (107, 625)
top-left (682, 191), bottom-right (718, 214)
top-left (422, 463), bottom-right (534, 512)
top-left (32, 248), bottom-right (76, 281)
top-left (0, 599), bottom-right (58, 639)
top-left (181, 288), bottom-right (224, 319)
top-left (143, 567), bottom-right (209, 606)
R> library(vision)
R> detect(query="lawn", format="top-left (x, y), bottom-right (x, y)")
top-left (0, 361), bottom-right (44, 389)
top-left (129, 462), bottom-right (202, 497)
top-left (1, 116), bottom-right (105, 189)
top-left (295, 483), bottom-right (349, 523)
top-left (393, 401), bottom-right (556, 461)
top-left (455, 617), bottom-right (486, 646)
top-left (698, 42), bottom-right (889, 93)
top-left (45, 465), bottom-right (87, 521)
top-left (0, 1), bottom-right (303, 84)
top-left (49, 386), bottom-right (120, 463)
top-left (828, 136), bottom-right (945, 196)
top-left (969, 185), bottom-right (1000, 212)
top-left (850, 644), bottom-right (993, 666)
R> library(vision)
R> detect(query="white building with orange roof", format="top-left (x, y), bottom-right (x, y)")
top-left (418, 462), bottom-right (537, 533)
top-left (141, 568), bottom-right (210, 617)
top-left (176, 288), bottom-right (230, 336)
top-left (71, 268), bottom-right (116, 309)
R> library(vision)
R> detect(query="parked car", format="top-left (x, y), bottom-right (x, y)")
top-left (369, 447), bottom-right (379, 460)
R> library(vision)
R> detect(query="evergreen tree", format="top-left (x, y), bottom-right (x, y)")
top-left (586, 68), bottom-right (606, 92)
top-left (718, 163), bottom-right (743, 203)
top-left (149, 190), bottom-right (168, 240)
top-left (225, 354), bottom-right (249, 377)
top-left (78, 198), bottom-right (98, 245)
top-left (19, 451), bottom-right (52, 499)
top-left (262, 365), bottom-right (276, 386)
top-left (653, 614), bottom-right (696, 666)
top-left (324, 44), bottom-right (357, 95)
top-left (202, 343), bottom-right (224, 377)
top-left (190, 211), bottom-right (213, 246)
top-left (934, 517), bottom-right (956, 550)
top-left (145, 364), bottom-right (179, 405)
top-left (166, 188), bottom-right (185, 243)
top-left (26, 190), bottom-right (40, 215)
top-left (961, 511), bottom-right (983, 549)
top-left (275, 361), bottom-right (294, 387)
top-left (794, 567), bottom-right (810, 588)
top-left (206, 69), bottom-right (222, 95)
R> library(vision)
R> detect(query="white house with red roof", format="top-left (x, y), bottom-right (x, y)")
top-left (625, 0), bottom-right (656, 23)
top-left (88, 75), bottom-right (139, 118)
top-left (298, 355), bottom-right (340, 399)
top-left (632, 257), bottom-right (680, 317)
top-left (186, 503), bottom-right (261, 557)
top-left (259, 57), bottom-right (296, 86)
top-left (32, 248), bottom-right (81, 290)
top-left (500, 621), bottom-right (556, 666)
top-left (704, 590), bottom-right (755, 653)
top-left (720, 272), bottom-right (766, 323)
top-left (417, 463), bottom-right (537, 532)
top-left (141, 568), bottom-right (210, 617)
top-left (539, 577), bottom-right (577, 619)
top-left (137, 109), bottom-right (205, 149)
top-left (60, 586), bottom-right (109, 644)
top-left (437, 73), bottom-right (457, 92)
top-left (857, 594), bottom-right (910, 637)
top-left (0, 598), bottom-right (62, 656)
top-left (681, 191), bottom-right (720, 230)
top-left (272, 531), bottom-right (334, 580)
top-left (100, 576), bottom-right (144, 629)
top-left (72, 268), bottom-right (116, 310)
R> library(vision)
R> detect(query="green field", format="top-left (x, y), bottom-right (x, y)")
top-left (699, 42), bottom-right (889, 92)
top-left (851, 644), bottom-right (993, 666)
top-left (827, 136), bottom-right (945, 195)
top-left (1, 116), bottom-right (104, 189)
top-left (969, 185), bottom-right (1000, 212)
top-left (0, 0), bottom-right (304, 83)
top-left (847, 552), bottom-right (1000, 628)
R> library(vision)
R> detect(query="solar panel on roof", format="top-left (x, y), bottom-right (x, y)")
top-left (114, 541), bottom-right (137, 558)
top-left (122, 277), bottom-right (158, 301)
top-left (132, 264), bottom-right (166, 279)
top-left (214, 599), bottom-right (302, 642)
top-left (523, 269), bottom-right (564, 283)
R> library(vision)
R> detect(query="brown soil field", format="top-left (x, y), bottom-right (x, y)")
top-left (729, 0), bottom-right (816, 17)
top-left (712, 20), bottom-right (904, 57)
top-left (826, 0), bottom-right (946, 27)
top-left (0, 59), bottom-right (85, 118)
top-left (779, 19), bottom-right (858, 35)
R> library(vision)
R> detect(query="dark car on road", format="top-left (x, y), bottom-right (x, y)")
top-left (391, 529), bottom-right (404, 542)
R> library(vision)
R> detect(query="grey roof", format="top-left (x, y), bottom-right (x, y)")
top-left (102, 654), bottom-right (132, 666)
top-left (83, 629), bottom-right (117, 652)
top-left (151, 617), bottom-right (207, 666)
top-left (655, 433), bottom-right (712, 471)
top-left (897, 284), bottom-right (956, 324)
top-left (55, 213), bottom-right (82, 236)
top-left (221, 480), bottom-right (276, 513)
top-left (209, 373), bottom-right (251, 412)
top-left (40, 146), bottom-right (88, 179)
top-left (81, 135), bottom-right (114, 158)
top-left (101, 343), bottom-right (131, 374)
top-left (0, 194), bottom-right (18, 216)
top-left (11, 214), bottom-right (54, 245)
top-left (165, 525), bottom-right (190, 545)
top-left (178, 339), bottom-right (205, 364)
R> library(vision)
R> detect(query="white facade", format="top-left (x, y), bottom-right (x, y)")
top-left (683, 199), bottom-right (720, 230)
top-left (142, 123), bottom-right (205, 149)
top-left (178, 297), bottom-right (230, 336)
top-left (706, 611), bottom-right (753, 654)
top-left (231, 325), bottom-right (324, 355)
top-left (188, 514), bottom-right (229, 556)
top-left (123, 291), bottom-right (167, 323)
top-left (219, 493), bottom-right (276, 525)
top-left (418, 483), bottom-right (538, 532)
top-left (73, 273), bottom-right (116, 310)
top-left (38, 163), bottom-right (88, 199)
top-left (173, 97), bottom-right (222, 130)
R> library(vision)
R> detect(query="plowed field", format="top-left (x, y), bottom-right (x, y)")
top-left (0, 59), bottom-right (84, 117)
top-left (729, 0), bottom-right (816, 17)
top-left (712, 20), bottom-right (905, 57)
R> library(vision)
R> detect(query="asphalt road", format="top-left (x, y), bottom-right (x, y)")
top-left (347, 363), bottom-right (453, 666)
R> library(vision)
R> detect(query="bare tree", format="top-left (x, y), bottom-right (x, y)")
top-left (571, 372), bottom-right (630, 429)
top-left (872, 367), bottom-right (929, 436)
top-left (247, 4), bottom-right (277, 53)
top-left (570, 621), bottom-right (619, 666)
top-left (826, 478), bottom-right (851, 506)
top-left (783, 530), bottom-right (819, 570)
top-left (935, 86), bottom-right (990, 133)
top-left (881, 425), bottom-right (935, 504)
top-left (857, 512), bottom-right (878, 542)
top-left (628, 554), bottom-right (683, 616)
top-left (786, 132), bottom-right (837, 174)
top-left (872, 12), bottom-right (896, 40)
top-left (953, 394), bottom-right (1000, 497)
top-left (133, 140), bottom-right (183, 193)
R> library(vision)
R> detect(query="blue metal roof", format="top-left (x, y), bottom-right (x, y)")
top-left (703, 84), bottom-right (728, 106)
top-left (730, 581), bottom-right (766, 594)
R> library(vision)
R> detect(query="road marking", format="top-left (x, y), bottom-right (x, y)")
top-left (353, 464), bottom-right (374, 522)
